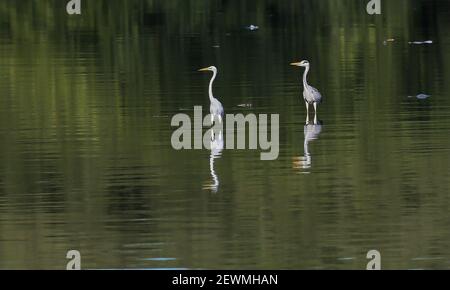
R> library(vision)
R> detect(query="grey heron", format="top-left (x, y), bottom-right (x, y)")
top-left (198, 66), bottom-right (224, 124)
top-left (291, 60), bottom-right (323, 124)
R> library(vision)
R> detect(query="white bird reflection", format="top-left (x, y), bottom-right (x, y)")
top-left (203, 130), bottom-right (223, 193)
top-left (293, 119), bottom-right (322, 172)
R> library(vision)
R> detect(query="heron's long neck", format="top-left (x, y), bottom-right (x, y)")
top-left (303, 66), bottom-right (310, 89)
top-left (209, 70), bottom-right (217, 102)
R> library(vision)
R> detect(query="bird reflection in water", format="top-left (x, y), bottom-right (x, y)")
top-left (293, 119), bottom-right (322, 172)
top-left (203, 130), bottom-right (224, 193)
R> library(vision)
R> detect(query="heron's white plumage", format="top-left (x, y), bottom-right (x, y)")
top-left (200, 66), bottom-right (224, 124)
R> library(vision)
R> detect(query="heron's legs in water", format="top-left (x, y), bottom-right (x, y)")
top-left (210, 114), bottom-right (224, 141)
top-left (210, 114), bottom-right (214, 139)
top-left (211, 114), bottom-right (223, 125)
top-left (305, 102), bottom-right (310, 124)
top-left (313, 102), bottom-right (318, 124)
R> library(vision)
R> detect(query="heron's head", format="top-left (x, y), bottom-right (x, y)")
top-left (198, 66), bottom-right (217, 73)
top-left (290, 60), bottom-right (309, 68)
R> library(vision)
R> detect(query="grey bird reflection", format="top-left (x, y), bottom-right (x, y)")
top-left (293, 120), bottom-right (322, 171)
top-left (203, 130), bottom-right (224, 193)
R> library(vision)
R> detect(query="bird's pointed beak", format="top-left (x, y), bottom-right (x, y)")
top-left (198, 67), bottom-right (209, 72)
top-left (290, 62), bottom-right (301, 67)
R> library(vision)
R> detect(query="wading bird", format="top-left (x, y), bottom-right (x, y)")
top-left (290, 60), bottom-right (323, 124)
top-left (198, 66), bottom-right (224, 124)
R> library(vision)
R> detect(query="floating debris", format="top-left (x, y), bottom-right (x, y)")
top-left (383, 38), bottom-right (395, 45)
top-left (237, 103), bottom-right (253, 108)
top-left (408, 40), bottom-right (433, 45)
top-left (245, 25), bottom-right (259, 31)
top-left (408, 94), bottom-right (431, 100)
top-left (212, 45), bottom-right (220, 48)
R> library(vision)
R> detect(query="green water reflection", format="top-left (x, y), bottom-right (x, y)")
top-left (0, 0), bottom-right (449, 269)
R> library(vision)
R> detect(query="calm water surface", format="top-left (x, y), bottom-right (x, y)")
top-left (0, 0), bottom-right (450, 269)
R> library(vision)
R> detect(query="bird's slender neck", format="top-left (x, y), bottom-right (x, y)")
top-left (208, 69), bottom-right (217, 101)
top-left (302, 65), bottom-right (310, 89)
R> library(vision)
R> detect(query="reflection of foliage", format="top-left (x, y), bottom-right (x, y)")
top-left (0, 0), bottom-right (450, 269)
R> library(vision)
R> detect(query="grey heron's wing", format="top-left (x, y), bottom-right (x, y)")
top-left (309, 86), bottom-right (323, 103)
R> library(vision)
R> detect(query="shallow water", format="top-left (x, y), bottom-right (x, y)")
top-left (0, 0), bottom-right (450, 269)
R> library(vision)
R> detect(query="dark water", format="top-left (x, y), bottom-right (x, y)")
top-left (0, 0), bottom-right (450, 269)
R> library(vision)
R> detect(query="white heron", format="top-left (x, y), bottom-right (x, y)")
top-left (198, 66), bottom-right (224, 124)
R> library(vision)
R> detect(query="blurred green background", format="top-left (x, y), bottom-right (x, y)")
top-left (0, 0), bottom-right (449, 269)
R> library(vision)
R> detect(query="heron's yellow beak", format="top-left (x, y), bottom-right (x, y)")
top-left (198, 67), bottom-right (210, 72)
top-left (290, 62), bottom-right (302, 67)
